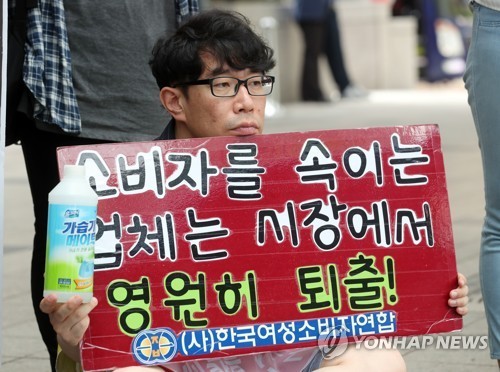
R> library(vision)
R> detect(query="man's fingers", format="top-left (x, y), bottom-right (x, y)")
top-left (50, 296), bottom-right (84, 324)
top-left (450, 285), bottom-right (469, 300)
top-left (52, 297), bottom-right (98, 342)
top-left (69, 316), bottom-right (91, 343)
top-left (450, 297), bottom-right (469, 316)
top-left (48, 296), bottom-right (98, 330)
top-left (59, 296), bottom-right (98, 323)
top-left (39, 294), bottom-right (59, 314)
top-left (456, 306), bottom-right (469, 316)
top-left (449, 296), bottom-right (468, 308)
top-left (457, 273), bottom-right (468, 288)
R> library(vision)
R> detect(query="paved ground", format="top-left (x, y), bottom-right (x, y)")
top-left (2, 82), bottom-right (498, 371)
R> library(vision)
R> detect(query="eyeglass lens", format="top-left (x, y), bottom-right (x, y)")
top-left (211, 76), bottom-right (273, 97)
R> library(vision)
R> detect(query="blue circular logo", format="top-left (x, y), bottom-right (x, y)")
top-left (132, 327), bottom-right (178, 365)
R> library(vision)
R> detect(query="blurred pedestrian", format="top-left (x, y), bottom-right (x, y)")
top-left (464, 0), bottom-right (500, 367)
top-left (9, 1), bottom-right (198, 370)
top-left (294, 0), bottom-right (367, 102)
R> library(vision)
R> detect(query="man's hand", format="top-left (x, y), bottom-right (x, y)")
top-left (448, 272), bottom-right (469, 316)
top-left (40, 294), bottom-right (98, 362)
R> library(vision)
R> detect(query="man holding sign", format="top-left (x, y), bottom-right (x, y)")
top-left (41, 9), bottom-right (469, 372)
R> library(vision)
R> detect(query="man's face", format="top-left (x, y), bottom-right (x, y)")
top-left (168, 53), bottom-right (267, 139)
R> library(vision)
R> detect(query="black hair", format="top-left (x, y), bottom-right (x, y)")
top-left (150, 9), bottom-right (276, 89)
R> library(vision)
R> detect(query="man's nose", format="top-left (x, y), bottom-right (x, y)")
top-left (234, 83), bottom-right (254, 109)
top-left (235, 81), bottom-right (251, 95)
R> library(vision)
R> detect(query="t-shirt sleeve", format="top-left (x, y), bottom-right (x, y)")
top-left (56, 347), bottom-right (81, 372)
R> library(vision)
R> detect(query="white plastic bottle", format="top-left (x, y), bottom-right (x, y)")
top-left (44, 164), bottom-right (98, 303)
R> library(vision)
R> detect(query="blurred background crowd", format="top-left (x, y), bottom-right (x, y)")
top-left (203, 0), bottom-right (472, 104)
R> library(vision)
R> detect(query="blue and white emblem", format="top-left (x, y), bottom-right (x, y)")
top-left (132, 328), bottom-right (178, 365)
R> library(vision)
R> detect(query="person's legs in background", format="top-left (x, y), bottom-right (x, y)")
top-left (324, 7), bottom-right (349, 93)
top-left (324, 6), bottom-right (367, 99)
top-left (298, 21), bottom-right (326, 102)
top-left (18, 111), bottom-right (112, 371)
top-left (17, 111), bottom-right (58, 371)
top-left (464, 2), bottom-right (500, 366)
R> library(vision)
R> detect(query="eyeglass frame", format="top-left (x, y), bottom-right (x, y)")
top-left (172, 75), bottom-right (275, 97)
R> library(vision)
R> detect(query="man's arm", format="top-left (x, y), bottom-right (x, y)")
top-left (39, 294), bottom-right (98, 363)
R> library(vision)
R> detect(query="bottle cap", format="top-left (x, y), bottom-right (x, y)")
top-left (64, 164), bottom-right (86, 178)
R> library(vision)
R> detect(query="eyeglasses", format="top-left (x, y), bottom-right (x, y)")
top-left (172, 75), bottom-right (275, 97)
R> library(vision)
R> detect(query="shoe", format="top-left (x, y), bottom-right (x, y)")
top-left (341, 84), bottom-right (368, 99)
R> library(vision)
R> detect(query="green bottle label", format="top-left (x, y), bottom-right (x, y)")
top-left (44, 204), bottom-right (97, 294)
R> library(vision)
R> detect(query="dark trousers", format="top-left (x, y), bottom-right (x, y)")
top-left (17, 111), bottom-right (112, 371)
top-left (298, 7), bottom-right (350, 101)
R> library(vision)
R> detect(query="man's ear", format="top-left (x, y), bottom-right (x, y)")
top-left (159, 87), bottom-right (185, 120)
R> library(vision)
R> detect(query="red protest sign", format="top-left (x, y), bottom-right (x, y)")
top-left (56, 124), bottom-right (461, 371)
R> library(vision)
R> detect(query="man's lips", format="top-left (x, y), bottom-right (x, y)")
top-left (230, 123), bottom-right (260, 136)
